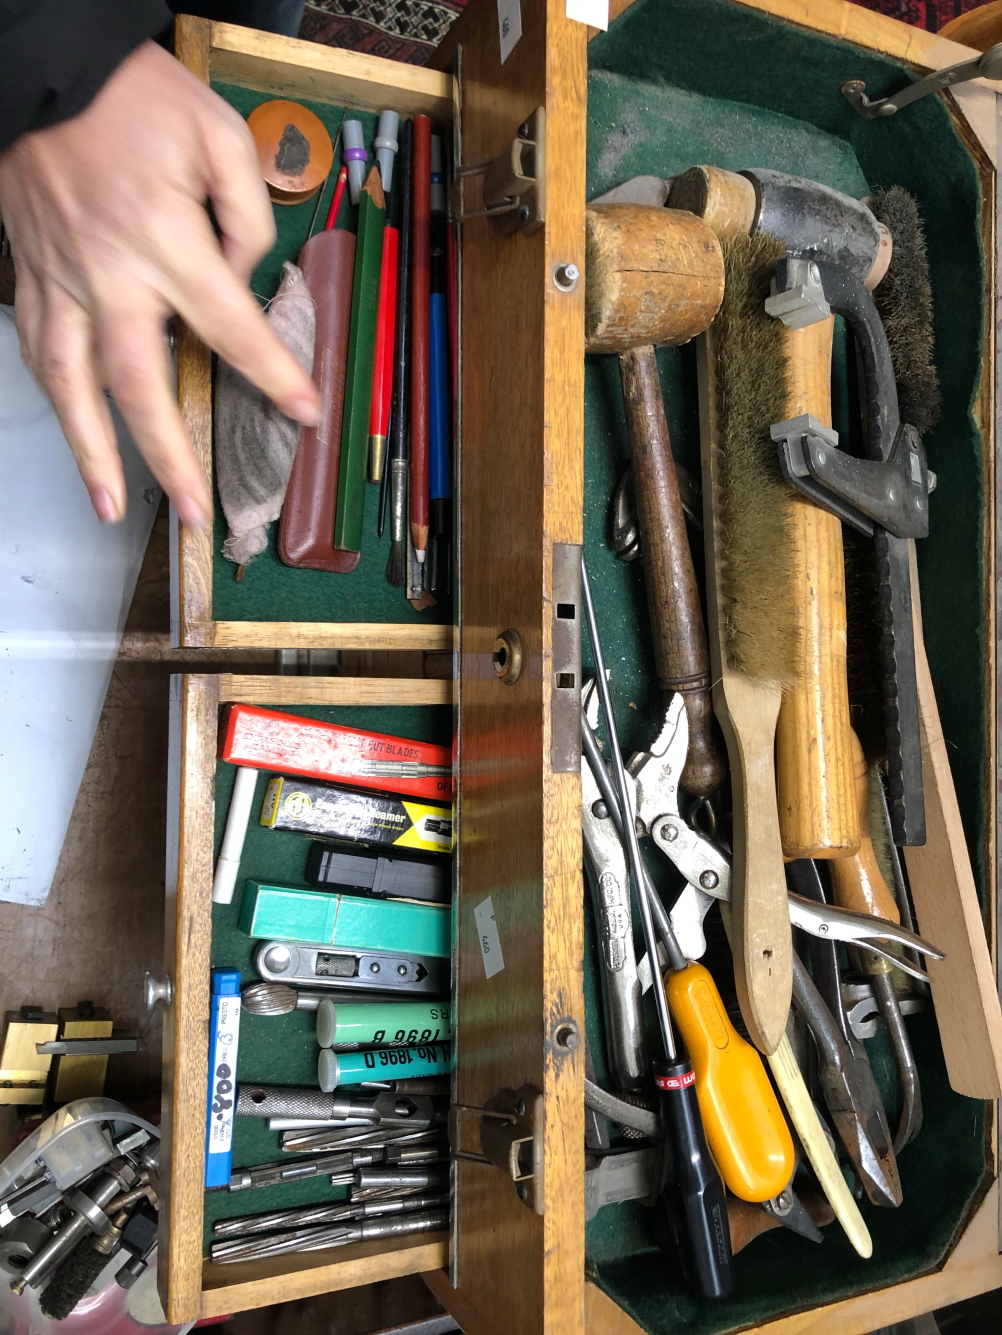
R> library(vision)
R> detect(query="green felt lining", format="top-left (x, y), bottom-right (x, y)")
top-left (207, 84), bottom-right (450, 628)
top-left (583, 1), bottom-right (990, 1330)
top-left (204, 703), bottom-right (452, 1252)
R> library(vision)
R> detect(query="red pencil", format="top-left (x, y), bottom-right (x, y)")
top-left (368, 188), bottom-right (400, 483)
top-left (324, 164), bottom-right (348, 231)
top-left (410, 115), bottom-right (431, 564)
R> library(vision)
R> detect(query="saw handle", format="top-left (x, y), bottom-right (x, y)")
top-left (620, 345), bottom-right (725, 797)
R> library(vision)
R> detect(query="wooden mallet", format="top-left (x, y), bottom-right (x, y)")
top-left (586, 204), bottom-right (725, 797)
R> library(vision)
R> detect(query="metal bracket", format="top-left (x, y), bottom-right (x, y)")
top-left (550, 543), bottom-right (582, 773)
top-left (771, 414), bottom-right (934, 540)
top-left (764, 257), bottom-right (831, 330)
top-left (450, 1084), bottom-right (544, 1214)
top-left (452, 108), bottom-right (545, 236)
top-left (842, 43), bottom-right (1002, 119)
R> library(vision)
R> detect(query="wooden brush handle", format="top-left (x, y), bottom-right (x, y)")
top-left (699, 335), bottom-right (791, 1055)
top-left (774, 317), bottom-right (860, 859)
top-left (830, 731), bottom-right (899, 957)
top-left (620, 345), bottom-right (724, 797)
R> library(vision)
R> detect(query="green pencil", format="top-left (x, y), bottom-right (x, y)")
top-left (334, 164), bottom-right (386, 552)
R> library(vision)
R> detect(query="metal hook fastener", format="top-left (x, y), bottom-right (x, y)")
top-left (450, 1084), bottom-right (544, 1214)
top-left (842, 42), bottom-right (1002, 118)
top-left (452, 108), bottom-right (545, 235)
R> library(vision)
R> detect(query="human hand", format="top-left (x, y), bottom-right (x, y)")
top-left (0, 39), bottom-right (319, 526)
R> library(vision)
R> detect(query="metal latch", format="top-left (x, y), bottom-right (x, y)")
top-left (450, 1084), bottom-right (544, 1213)
top-left (452, 108), bottom-right (545, 235)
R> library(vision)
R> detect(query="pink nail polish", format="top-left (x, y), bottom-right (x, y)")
top-left (289, 394), bottom-right (321, 426)
top-left (175, 493), bottom-right (211, 529)
top-left (89, 485), bottom-right (122, 524)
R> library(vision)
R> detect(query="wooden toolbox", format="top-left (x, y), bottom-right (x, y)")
top-left (161, 2), bottom-right (1002, 1331)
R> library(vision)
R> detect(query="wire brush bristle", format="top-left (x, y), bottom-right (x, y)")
top-left (714, 233), bottom-right (799, 686)
top-left (868, 187), bottom-right (942, 435)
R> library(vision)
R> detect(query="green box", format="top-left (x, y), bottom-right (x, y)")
top-left (238, 881), bottom-right (451, 958)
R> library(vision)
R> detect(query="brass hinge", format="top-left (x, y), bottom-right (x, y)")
top-left (450, 1084), bottom-right (544, 1214)
top-left (451, 108), bottom-right (545, 236)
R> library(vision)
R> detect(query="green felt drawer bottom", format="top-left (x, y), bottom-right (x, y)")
top-left (206, 703), bottom-right (453, 1253)
top-left (580, 1), bottom-right (990, 1331)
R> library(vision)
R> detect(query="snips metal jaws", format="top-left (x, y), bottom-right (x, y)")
top-left (787, 894), bottom-right (943, 984)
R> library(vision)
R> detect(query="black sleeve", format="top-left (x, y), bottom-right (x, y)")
top-left (0, 0), bottom-right (174, 155)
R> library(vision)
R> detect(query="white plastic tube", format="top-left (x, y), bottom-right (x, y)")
top-left (212, 766), bottom-right (258, 905)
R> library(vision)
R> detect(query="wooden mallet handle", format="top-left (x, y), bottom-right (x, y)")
top-left (586, 205), bottom-right (726, 796)
top-left (620, 345), bottom-right (724, 796)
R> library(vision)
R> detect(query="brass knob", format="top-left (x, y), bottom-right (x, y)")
top-left (492, 630), bottom-right (523, 685)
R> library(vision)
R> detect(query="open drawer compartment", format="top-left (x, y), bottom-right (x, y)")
top-left (170, 19), bottom-right (457, 652)
top-left (162, 672), bottom-right (453, 1322)
top-left (571, 1), bottom-right (1002, 1332)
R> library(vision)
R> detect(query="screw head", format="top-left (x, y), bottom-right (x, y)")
top-left (662, 823), bottom-right (679, 842)
top-left (517, 1183), bottom-right (529, 1200)
top-left (592, 799), bottom-right (608, 819)
top-left (553, 262), bottom-right (580, 292)
top-left (699, 870), bottom-right (719, 891)
top-left (816, 449), bottom-right (827, 466)
top-left (808, 262), bottom-right (820, 284)
top-left (514, 1097), bottom-right (526, 1116)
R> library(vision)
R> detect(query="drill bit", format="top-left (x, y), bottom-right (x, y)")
top-left (210, 1207), bottom-right (449, 1264)
top-left (214, 1190), bottom-right (449, 1239)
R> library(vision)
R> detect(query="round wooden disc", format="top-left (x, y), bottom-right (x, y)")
top-left (247, 99), bottom-right (333, 202)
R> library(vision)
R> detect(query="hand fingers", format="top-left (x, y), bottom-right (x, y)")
top-left (203, 116), bottom-right (276, 283)
top-left (13, 263), bottom-right (44, 378)
top-left (97, 296), bottom-right (212, 527)
top-left (166, 221), bottom-right (318, 425)
top-left (31, 284), bottom-right (125, 522)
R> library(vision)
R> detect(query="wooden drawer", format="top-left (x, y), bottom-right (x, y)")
top-left (163, 672), bottom-right (454, 1321)
top-left (161, 3), bottom-right (1002, 1332)
top-left (170, 19), bottom-right (457, 652)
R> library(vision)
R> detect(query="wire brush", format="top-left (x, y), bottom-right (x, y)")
top-left (714, 233), bottom-right (799, 686)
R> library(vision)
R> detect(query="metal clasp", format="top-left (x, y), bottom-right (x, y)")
top-left (450, 1083), bottom-right (544, 1213)
top-left (452, 108), bottom-right (545, 236)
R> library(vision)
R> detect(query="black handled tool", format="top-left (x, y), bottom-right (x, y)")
top-left (580, 554), bottom-right (732, 1300)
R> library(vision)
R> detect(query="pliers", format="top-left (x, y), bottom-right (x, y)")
top-left (581, 725), bottom-right (647, 1094)
top-left (621, 693), bottom-right (943, 981)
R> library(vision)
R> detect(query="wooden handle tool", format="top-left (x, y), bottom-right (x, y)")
top-left (669, 166), bottom-right (859, 858)
top-left (699, 334), bottom-right (791, 1055)
top-left (903, 543), bottom-right (1002, 1098)
top-left (586, 204), bottom-right (726, 797)
top-left (830, 729), bottom-right (899, 938)
top-left (620, 347), bottom-right (724, 795)
top-left (774, 318), bottom-right (860, 860)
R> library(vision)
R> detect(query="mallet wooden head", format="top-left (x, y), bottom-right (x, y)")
top-left (585, 205), bottom-right (725, 354)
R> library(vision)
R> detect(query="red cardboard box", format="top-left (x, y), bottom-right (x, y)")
top-left (219, 705), bottom-right (454, 802)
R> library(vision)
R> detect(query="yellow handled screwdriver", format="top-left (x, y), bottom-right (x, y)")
top-left (581, 692), bottom-right (794, 1208)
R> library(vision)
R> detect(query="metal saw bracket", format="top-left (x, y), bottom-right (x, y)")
top-left (770, 414), bottom-right (934, 539)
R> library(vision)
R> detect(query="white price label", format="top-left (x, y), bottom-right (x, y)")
top-left (497, 0), bottom-right (522, 63)
top-left (474, 896), bottom-right (505, 979)
top-left (566, 0), bottom-right (609, 28)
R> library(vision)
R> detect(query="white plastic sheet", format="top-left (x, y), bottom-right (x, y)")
top-left (0, 306), bottom-right (160, 905)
